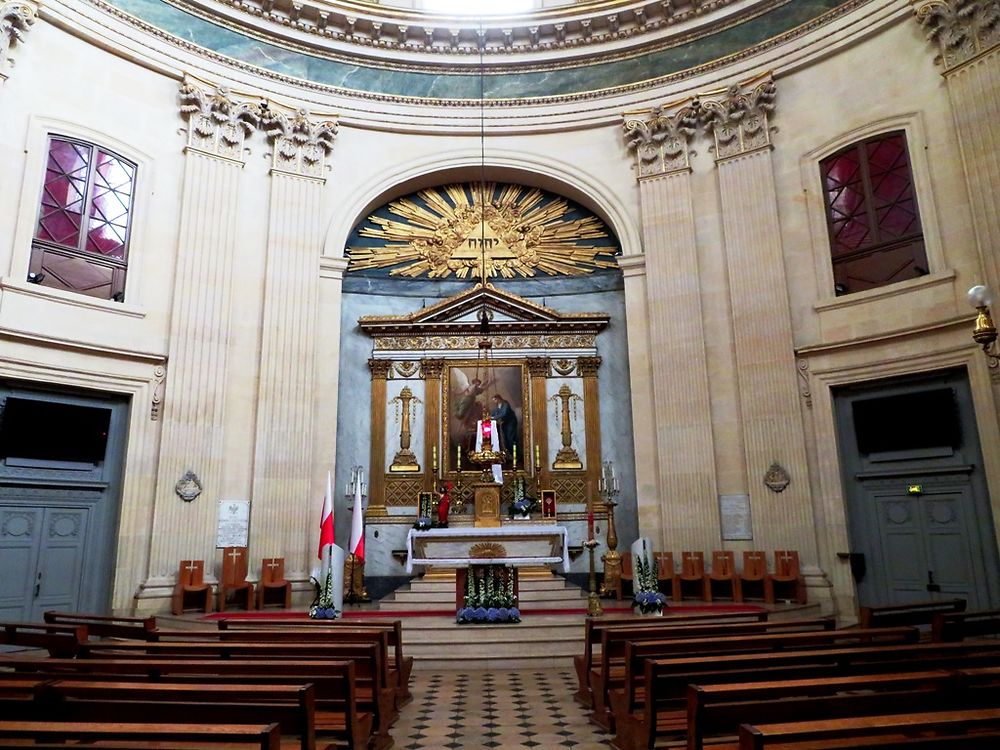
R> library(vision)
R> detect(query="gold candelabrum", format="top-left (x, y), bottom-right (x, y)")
top-left (585, 537), bottom-right (603, 617)
top-left (597, 461), bottom-right (622, 599)
top-left (550, 384), bottom-right (583, 470)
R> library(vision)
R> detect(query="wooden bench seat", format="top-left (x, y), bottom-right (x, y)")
top-left (612, 641), bottom-right (1000, 750)
top-left (0, 621), bottom-right (87, 657)
top-left (859, 598), bottom-right (966, 631)
top-left (0, 680), bottom-right (317, 750)
top-left (0, 720), bottom-right (281, 749)
top-left (931, 608), bottom-right (1000, 642)
top-left (738, 707), bottom-right (1000, 749)
top-left (0, 657), bottom-right (373, 750)
top-left (44, 610), bottom-right (159, 641)
top-left (574, 611), bottom-right (769, 707)
top-left (592, 626), bottom-right (917, 731)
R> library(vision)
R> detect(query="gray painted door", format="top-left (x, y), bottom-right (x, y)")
top-left (870, 483), bottom-right (982, 607)
top-left (0, 505), bottom-right (89, 621)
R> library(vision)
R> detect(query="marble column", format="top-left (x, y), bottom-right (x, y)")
top-left (249, 107), bottom-right (337, 577)
top-left (368, 358), bottom-right (392, 516)
top-left (623, 104), bottom-right (720, 550)
top-left (578, 356), bottom-right (603, 510)
top-left (697, 76), bottom-right (817, 558)
top-left (148, 82), bottom-right (262, 582)
top-left (914, 1), bottom-right (1000, 293)
top-left (421, 359), bottom-right (445, 490)
top-left (0, 0), bottom-right (36, 84)
top-left (526, 357), bottom-right (550, 487)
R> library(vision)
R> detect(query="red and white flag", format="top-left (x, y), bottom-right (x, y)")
top-left (349, 469), bottom-right (365, 562)
top-left (317, 471), bottom-right (335, 560)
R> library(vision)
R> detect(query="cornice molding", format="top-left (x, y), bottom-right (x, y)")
top-left (1, 0), bottom-right (38, 80)
top-left (912, 0), bottom-right (1000, 71)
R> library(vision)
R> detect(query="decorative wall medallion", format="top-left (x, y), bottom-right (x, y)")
top-left (49, 513), bottom-right (80, 538)
top-left (552, 358), bottom-right (576, 376)
top-left (763, 462), bottom-right (790, 493)
top-left (175, 470), bottom-right (203, 502)
top-left (886, 501), bottom-right (911, 525)
top-left (394, 361), bottom-right (419, 378)
top-left (1, 510), bottom-right (33, 537)
top-left (347, 182), bottom-right (619, 280)
top-left (470, 541), bottom-right (507, 559)
top-left (928, 501), bottom-right (957, 525)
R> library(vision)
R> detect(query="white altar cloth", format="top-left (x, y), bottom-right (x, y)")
top-left (405, 525), bottom-right (569, 574)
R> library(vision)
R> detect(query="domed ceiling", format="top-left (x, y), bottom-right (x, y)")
top-left (100, 0), bottom-right (867, 101)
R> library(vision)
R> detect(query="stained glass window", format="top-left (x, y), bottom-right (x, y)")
top-left (30, 136), bottom-right (136, 301)
top-left (820, 131), bottom-right (927, 296)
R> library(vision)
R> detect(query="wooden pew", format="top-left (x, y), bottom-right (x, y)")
top-left (0, 720), bottom-right (281, 749)
top-left (0, 680), bottom-right (316, 750)
top-left (859, 598), bottom-right (966, 630)
top-left (75, 641), bottom-right (392, 748)
top-left (44, 610), bottom-right (159, 641)
top-left (932, 608), bottom-right (1000, 642)
top-left (0, 621), bottom-right (87, 657)
top-left (217, 617), bottom-right (413, 705)
top-left (590, 619), bottom-right (870, 731)
top-left (614, 641), bottom-right (1000, 750)
top-left (574, 610), bottom-right (770, 707)
top-left (686, 668), bottom-right (1000, 750)
top-left (737, 707), bottom-right (1000, 749)
top-left (0, 657), bottom-right (373, 750)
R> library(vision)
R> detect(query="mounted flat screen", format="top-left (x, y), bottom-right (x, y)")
top-left (0, 397), bottom-right (112, 463)
top-left (852, 388), bottom-right (961, 455)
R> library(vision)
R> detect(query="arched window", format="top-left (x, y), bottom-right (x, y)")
top-left (820, 131), bottom-right (927, 296)
top-left (29, 135), bottom-right (136, 302)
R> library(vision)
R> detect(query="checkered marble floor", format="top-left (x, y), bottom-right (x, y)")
top-left (397, 668), bottom-right (614, 750)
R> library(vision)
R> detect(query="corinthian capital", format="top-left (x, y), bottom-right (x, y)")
top-left (623, 102), bottom-right (698, 178)
top-left (1, 0), bottom-right (38, 81)
top-left (913, 0), bottom-right (999, 70)
top-left (693, 75), bottom-right (777, 161)
top-left (178, 80), bottom-right (262, 160)
top-left (261, 105), bottom-right (338, 179)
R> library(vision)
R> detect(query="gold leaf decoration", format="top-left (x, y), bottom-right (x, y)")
top-left (470, 542), bottom-right (508, 559)
top-left (347, 182), bottom-right (619, 280)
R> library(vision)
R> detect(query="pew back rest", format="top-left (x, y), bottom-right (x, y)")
top-left (44, 611), bottom-right (158, 641)
top-left (859, 598), bottom-right (966, 629)
top-left (931, 608), bottom-right (1000, 642)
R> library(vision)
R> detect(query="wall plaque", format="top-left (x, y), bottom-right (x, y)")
top-left (719, 494), bottom-right (752, 541)
top-left (216, 500), bottom-right (250, 548)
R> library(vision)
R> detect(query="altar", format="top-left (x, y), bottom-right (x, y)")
top-left (404, 525), bottom-right (570, 574)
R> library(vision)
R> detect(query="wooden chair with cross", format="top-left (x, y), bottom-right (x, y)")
top-left (257, 557), bottom-right (292, 609)
top-left (653, 551), bottom-right (675, 596)
top-left (739, 550), bottom-right (768, 601)
top-left (217, 546), bottom-right (255, 612)
top-left (705, 550), bottom-right (741, 602)
top-left (170, 560), bottom-right (213, 615)
top-left (673, 551), bottom-right (708, 601)
top-left (766, 549), bottom-right (807, 604)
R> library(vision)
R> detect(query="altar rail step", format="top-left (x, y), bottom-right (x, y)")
top-left (387, 588), bottom-right (586, 606)
top-left (401, 578), bottom-right (578, 594)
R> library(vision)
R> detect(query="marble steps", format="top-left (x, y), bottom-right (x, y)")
top-left (379, 573), bottom-right (588, 611)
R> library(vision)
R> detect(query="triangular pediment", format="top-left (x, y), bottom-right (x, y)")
top-left (359, 283), bottom-right (609, 338)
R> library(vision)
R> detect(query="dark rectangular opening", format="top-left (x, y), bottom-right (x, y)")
top-left (0, 397), bottom-right (112, 464)
top-left (852, 387), bottom-right (961, 455)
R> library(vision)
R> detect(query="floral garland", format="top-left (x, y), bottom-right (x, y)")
top-left (632, 553), bottom-right (667, 614)
top-left (457, 565), bottom-right (520, 624)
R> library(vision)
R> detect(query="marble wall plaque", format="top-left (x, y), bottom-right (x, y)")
top-left (719, 494), bottom-right (752, 541)
top-left (216, 500), bottom-right (250, 548)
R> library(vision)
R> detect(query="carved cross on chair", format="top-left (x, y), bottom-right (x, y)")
top-left (257, 557), bottom-right (292, 610)
top-left (218, 546), bottom-right (254, 612)
top-left (171, 560), bottom-right (213, 616)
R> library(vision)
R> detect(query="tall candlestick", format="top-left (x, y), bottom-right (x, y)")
top-left (512, 444), bottom-right (517, 466)
top-left (456, 443), bottom-right (461, 471)
top-left (432, 445), bottom-right (438, 470)
top-left (587, 508), bottom-right (595, 539)
top-left (534, 444), bottom-right (541, 468)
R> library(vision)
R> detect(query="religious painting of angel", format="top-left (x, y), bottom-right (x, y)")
top-left (447, 363), bottom-right (525, 471)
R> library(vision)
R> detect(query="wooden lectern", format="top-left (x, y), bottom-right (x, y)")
top-left (473, 483), bottom-right (501, 527)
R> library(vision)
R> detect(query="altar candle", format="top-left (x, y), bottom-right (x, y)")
top-left (587, 508), bottom-right (595, 539)
top-left (535, 444), bottom-right (541, 468)
top-left (512, 444), bottom-right (517, 466)
top-left (456, 444), bottom-right (461, 471)
top-left (432, 445), bottom-right (438, 469)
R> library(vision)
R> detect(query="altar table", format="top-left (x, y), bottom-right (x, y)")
top-left (404, 525), bottom-right (570, 574)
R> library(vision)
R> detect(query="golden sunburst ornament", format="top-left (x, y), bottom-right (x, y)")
top-left (347, 182), bottom-right (619, 279)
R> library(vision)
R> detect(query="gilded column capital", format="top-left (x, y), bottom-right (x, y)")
top-left (369, 358), bottom-right (392, 380)
top-left (178, 80), bottom-right (262, 161)
top-left (912, 0), bottom-right (1000, 70)
top-left (577, 356), bottom-right (602, 377)
top-left (0, 0), bottom-right (37, 81)
top-left (526, 357), bottom-right (551, 378)
top-left (622, 101), bottom-right (698, 178)
top-left (419, 358), bottom-right (445, 379)
top-left (693, 74), bottom-right (777, 161)
top-left (261, 103), bottom-right (338, 180)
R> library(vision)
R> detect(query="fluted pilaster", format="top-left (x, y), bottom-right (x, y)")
top-left (706, 77), bottom-right (816, 556)
top-left (149, 82), bottom-right (262, 580)
top-left (914, 0), bottom-right (1000, 291)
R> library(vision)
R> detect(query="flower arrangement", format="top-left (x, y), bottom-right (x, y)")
top-left (308, 568), bottom-right (341, 620)
top-left (632, 553), bottom-right (667, 615)
top-left (457, 565), bottom-right (520, 624)
top-left (510, 477), bottom-right (535, 518)
top-left (413, 516), bottom-right (432, 531)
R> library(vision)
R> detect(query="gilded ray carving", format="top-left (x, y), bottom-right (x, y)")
top-left (347, 182), bottom-right (619, 280)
